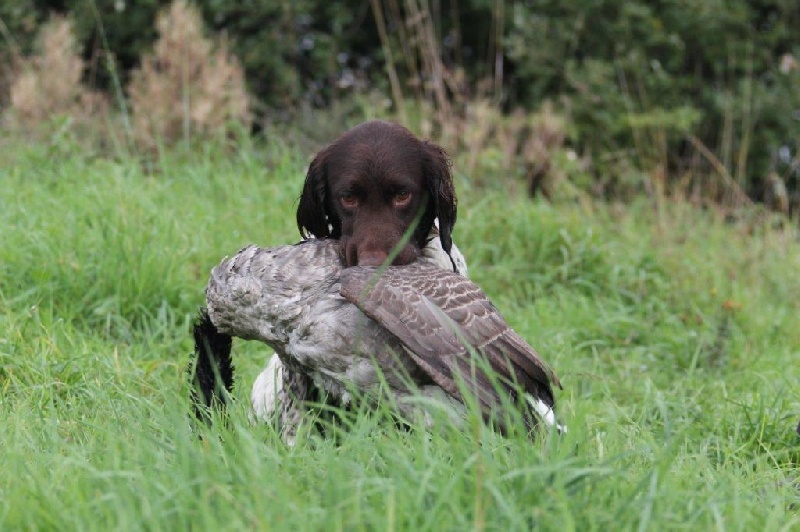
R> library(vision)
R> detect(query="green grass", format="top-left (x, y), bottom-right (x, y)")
top-left (1, 135), bottom-right (798, 530)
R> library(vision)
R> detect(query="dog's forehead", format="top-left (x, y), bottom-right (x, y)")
top-left (334, 122), bottom-right (422, 155)
top-left (328, 140), bottom-right (424, 184)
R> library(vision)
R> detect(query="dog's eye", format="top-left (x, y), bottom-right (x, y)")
top-left (340, 195), bottom-right (358, 209)
top-left (393, 191), bottom-right (412, 207)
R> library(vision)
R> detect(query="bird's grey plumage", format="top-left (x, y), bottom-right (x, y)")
top-left (208, 240), bottom-right (462, 435)
top-left (247, 229), bottom-right (468, 437)
top-left (206, 239), bottom-right (561, 437)
top-left (340, 263), bottom-right (561, 432)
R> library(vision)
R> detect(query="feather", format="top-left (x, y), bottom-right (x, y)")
top-left (340, 263), bottom-right (560, 432)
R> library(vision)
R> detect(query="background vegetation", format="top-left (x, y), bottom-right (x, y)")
top-left (1, 0), bottom-right (799, 208)
top-left (0, 1), bottom-right (798, 529)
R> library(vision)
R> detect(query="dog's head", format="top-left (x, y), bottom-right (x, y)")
top-left (297, 120), bottom-right (457, 267)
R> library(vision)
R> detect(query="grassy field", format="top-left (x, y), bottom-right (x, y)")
top-left (1, 136), bottom-right (798, 530)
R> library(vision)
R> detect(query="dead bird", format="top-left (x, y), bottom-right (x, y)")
top-left (201, 239), bottom-right (563, 441)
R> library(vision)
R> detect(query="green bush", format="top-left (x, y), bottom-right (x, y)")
top-left (5, 0), bottom-right (798, 200)
top-left (504, 0), bottom-right (800, 195)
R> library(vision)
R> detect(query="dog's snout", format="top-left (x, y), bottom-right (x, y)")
top-left (357, 250), bottom-right (389, 267)
top-left (342, 237), bottom-right (419, 268)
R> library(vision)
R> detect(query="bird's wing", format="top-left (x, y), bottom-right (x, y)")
top-left (340, 262), bottom-right (560, 429)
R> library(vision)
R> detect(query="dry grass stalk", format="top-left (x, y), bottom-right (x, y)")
top-left (687, 135), bottom-right (753, 209)
top-left (462, 99), bottom-right (497, 171)
top-left (371, 0), bottom-right (485, 146)
top-left (522, 101), bottom-right (567, 198)
top-left (370, 1), bottom-right (574, 196)
top-left (5, 16), bottom-right (108, 131)
top-left (127, 0), bottom-right (250, 149)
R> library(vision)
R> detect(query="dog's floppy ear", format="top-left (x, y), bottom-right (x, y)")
top-left (422, 141), bottom-right (457, 253)
top-left (297, 153), bottom-right (339, 239)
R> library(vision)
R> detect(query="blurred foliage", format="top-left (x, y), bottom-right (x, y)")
top-left (504, 0), bottom-right (800, 197)
top-left (1, 0), bottom-right (798, 202)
